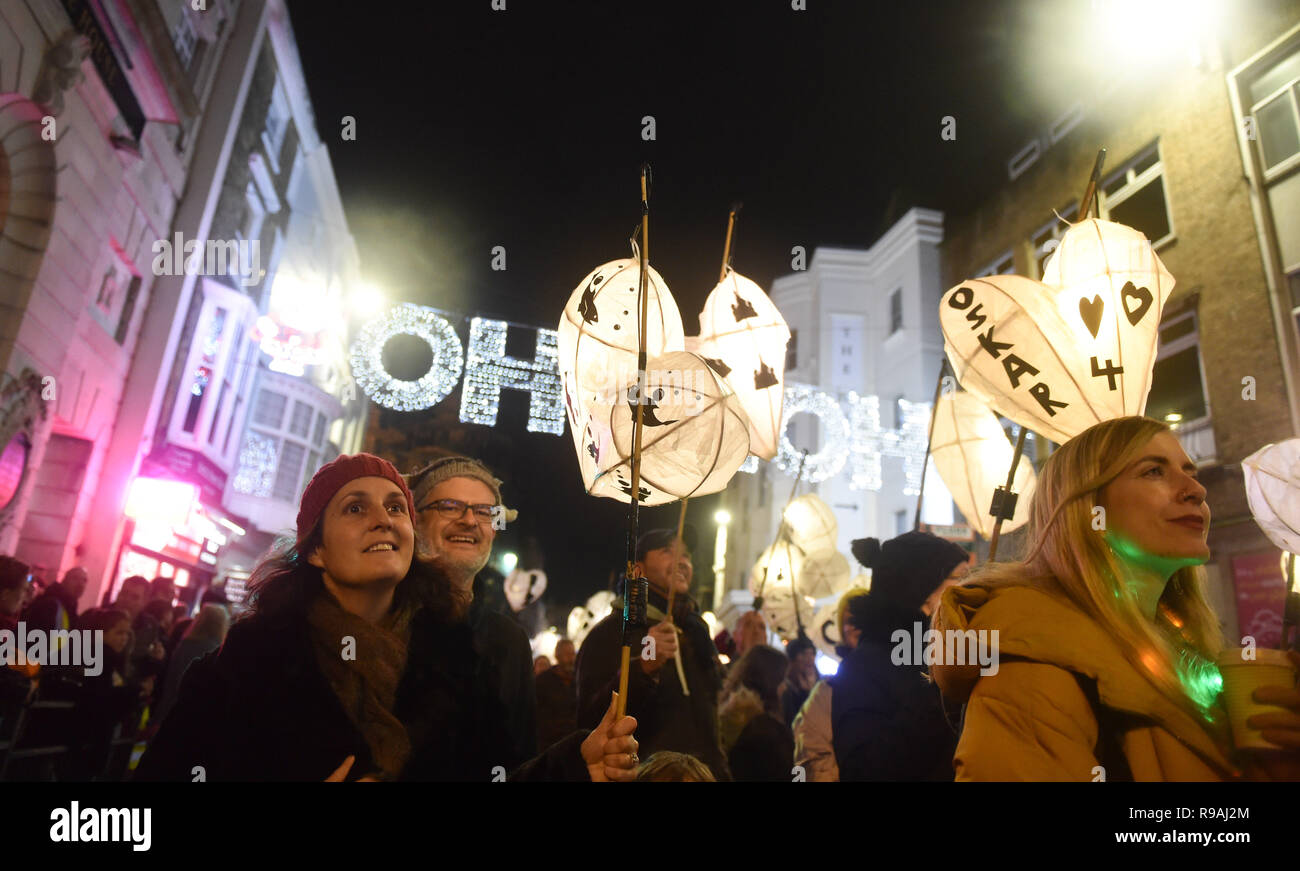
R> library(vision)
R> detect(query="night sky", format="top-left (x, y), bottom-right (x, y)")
top-left (284, 0), bottom-right (1063, 613)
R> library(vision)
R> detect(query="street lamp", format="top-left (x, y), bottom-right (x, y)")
top-left (712, 509), bottom-right (730, 612)
top-left (501, 551), bottom-right (518, 574)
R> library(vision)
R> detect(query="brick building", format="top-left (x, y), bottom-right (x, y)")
top-left (941, 1), bottom-right (1300, 639)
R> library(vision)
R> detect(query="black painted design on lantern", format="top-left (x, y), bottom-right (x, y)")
top-left (704, 357), bottom-right (731, 377)
top-left (731, 293), bottom-right (759, 321)
top-left (1121, 281), bottom-right (1152, 326)
top-left (754, 359), bottom-right (778, 389)
top-left (1090, 356), bottom-right (1124, 390)
top-left (579, 277), bottom-right (599, 324)
top-left (1078, 295), bottom-right (1104, 338)
top-left (628, 385), bottom-right (678, 427)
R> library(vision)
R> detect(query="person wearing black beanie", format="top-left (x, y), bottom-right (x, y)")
top-left (833, 531), bottom-right (972, 781)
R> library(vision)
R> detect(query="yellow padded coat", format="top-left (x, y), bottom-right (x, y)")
top-left (931, 582), bottom-right (1239, 782)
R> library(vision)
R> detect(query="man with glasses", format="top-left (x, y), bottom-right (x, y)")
top-left (406, 454), bottom-right (537, 765)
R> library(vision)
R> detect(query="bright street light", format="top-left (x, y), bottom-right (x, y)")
top-left (714, 509), bottom-right (731, 526)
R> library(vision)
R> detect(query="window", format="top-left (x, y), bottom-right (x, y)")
top-left (183, 308), bottom-right (228, 433)
top-left (240, 183), bottom-right (267, 252)
top-left (1249, 48), bottom-right (1300, 176)
top-left (893, 394), bottom-right (905, 429)
top-left (272, 441), bottom-right (306, 501)
top-left (1030, 203), bottom-right (1078, 279)
top-left (1100, 143), bottom-right (1173, 247)
top-left (1146, 311), bottom-right (1209, 424)
top-left (207, 321), bottom-right (246, 445)
top-left (889, 289), bottom-right (902, 334)
top-left (974, 250), bottom-right (1015, 278)
top-left (171, 11), bottom-right (198, 69)
top-left (252, 390), bottom-right (287, 429)
top-left (313, 412), bottom-right (328, 448)
top-left (288, 400), bottom-right (313, 438)
top-left (894, 510), bottom-right (908, 536)
top-left (114, 275), bottom-right (142, 344)
top-left (785, 329), bottom-right (798, 372)
top-left (263, 80), bottom-right (291, 169)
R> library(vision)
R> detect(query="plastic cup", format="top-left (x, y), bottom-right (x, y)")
top-left (1215, 648), bottom-right (1298, 751)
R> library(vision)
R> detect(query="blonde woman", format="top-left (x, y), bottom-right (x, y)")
top-left (933, 416), bottom-right (1300, 781)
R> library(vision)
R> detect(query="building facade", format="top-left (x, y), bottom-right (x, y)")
top-left (719, 209), bottom-right (958, 622)
top-left (0, 0), bottom-right (365, 613)
top-left (940, 1), bottom-right (1300, 642)
top-left (0, 0), bottom-right (244, 589)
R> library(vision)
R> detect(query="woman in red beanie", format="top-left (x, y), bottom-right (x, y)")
top-left (136, 453), bottom-right (638, 781)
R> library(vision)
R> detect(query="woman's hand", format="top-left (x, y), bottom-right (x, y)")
top-left (324, 756), bottom-right (380, 782)
top-left (1241, 651), bottom-right (1300, 781)
top-left (581, 692), bottom-right (638, 782)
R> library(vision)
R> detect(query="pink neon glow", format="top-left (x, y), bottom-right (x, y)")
top-left (124, 477), bottom-right (198, 526)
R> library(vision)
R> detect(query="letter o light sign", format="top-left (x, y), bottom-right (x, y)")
top-left (349, 304), bottom-right (464, 411)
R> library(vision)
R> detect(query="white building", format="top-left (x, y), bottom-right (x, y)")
top-left (719, 208), bottom-right (957, 620)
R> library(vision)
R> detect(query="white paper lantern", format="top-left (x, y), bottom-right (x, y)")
top-left (578, 351), bottom-right (751, 504)
top-left (756, 585), bottom-right (802, 641)
top-left (809, 599), bottom-right (843, 660)
top-left (782, 493), bottom-right (839, 558)
top-left (930, 391), bottom-right (1037, 538)
top-left (565, 590), bottom-right (616, 649)
top-left (531, 627), bottom-right (561, 661)
top-left (749, 540), bottom-right (805, 597)
top-left (558, 255), bottom-right (685, 461)
top-left (795, 550), bottom-right (852, 600)
top-left (1243, 438), bottom-right (1300, 554)
top-left (504, 568), bottom-right (547, 612)
top-left (694, 269), bottom-right (791, 460)
top-left (940, 219), bottom-right (1174, 443)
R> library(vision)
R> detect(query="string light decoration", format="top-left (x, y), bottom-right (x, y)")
top-left (460, 318), bottom-right (566, 435)
top-left (775, 384), bottom-right (851, 484)
top-left (349, 304), bottom-right (464, 411)
top-left (883, 398), bottom-right (931, 495)
top-left (232, 431), bottom-right (277, 498)
top-left (847, 392), bottom-right (884, 491)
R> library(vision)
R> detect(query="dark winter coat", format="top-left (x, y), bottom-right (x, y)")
top-left (23, 583), bottom-right (79, 633)
top-left (135, 606), bottom-right (581, 781)
top-left (535, 666), bottom-right (577, 750)
top-left (719, 687), bottom-right (796, 782)
top-left (574, 590), bottom-right (730, 780)
top-left (468, 606), bottom-right (538, 763)
top-left (831, 608), bottom-right (957, 781)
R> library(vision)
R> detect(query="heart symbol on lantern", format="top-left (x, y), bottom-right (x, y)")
top-left (1078, 295), bottom-right (1105, 338)
top-left (940, 219), bottom-right (1175, 444)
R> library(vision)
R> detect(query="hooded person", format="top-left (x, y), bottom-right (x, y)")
top-left (830, 531), bottom-right (971, 781)
top-left (574, 528), bottom-right (731, 781)
top-left (404, 452), bottom-right (537, 764)
top-left (932, 417), bottom-right (1300, 782)
top-left (135, 453), bottom-right (638, 782)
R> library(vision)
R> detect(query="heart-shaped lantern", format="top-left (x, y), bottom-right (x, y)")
top-left (940, 219), bottom-right (1174, 443)
top-left (504, 568), bottom-right (548, 612)
top-left (694, 269), bottom-right (791, 460)
top-left (579, 351), bottom-right (750, 504)
top-left (930, 391), bottom-right (1037, 538)
top-left (1243, 438), bottom-right (1300, 554)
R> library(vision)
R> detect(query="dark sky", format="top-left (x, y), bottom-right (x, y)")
top-left (283, 0), bottom-right (1058, 611)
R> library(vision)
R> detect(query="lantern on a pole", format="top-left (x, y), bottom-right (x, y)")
top-left (930, 391), bottom-right (1037, 539)
top-left (1243, 438), bottom-right (1300, 555)
top-left (939, 218), bottom-right (1174, 445)
top-left (782, 493), bottom-right (839, 558)
top-left (694, 268), bottom-right (792, 460)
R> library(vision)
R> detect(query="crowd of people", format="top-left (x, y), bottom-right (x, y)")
top-left (2, 416), bottom-right (1299, 781)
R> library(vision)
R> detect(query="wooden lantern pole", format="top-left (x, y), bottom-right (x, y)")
top-left (987, 148), bottom-right (1106, 562)
top-left (667, 204), bottom-right (742, 622)
top-left (617, 165), bottom-right (654, 721)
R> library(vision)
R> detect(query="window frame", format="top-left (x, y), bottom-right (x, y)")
top-left (1149, 309), bottom-right (1212, 428)
top-left (1098, 142), bottom-right (1176, 250)
top-left (888, 288), bottom-right (903, 335)
top-left (1248, 47), bottom-right (1300, 182)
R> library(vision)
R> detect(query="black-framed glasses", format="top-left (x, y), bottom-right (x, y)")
top-left (417, 498), bottom-right (506, 530)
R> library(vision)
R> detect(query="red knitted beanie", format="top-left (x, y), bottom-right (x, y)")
top-left (295, 453), bottom-right (414, 546)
